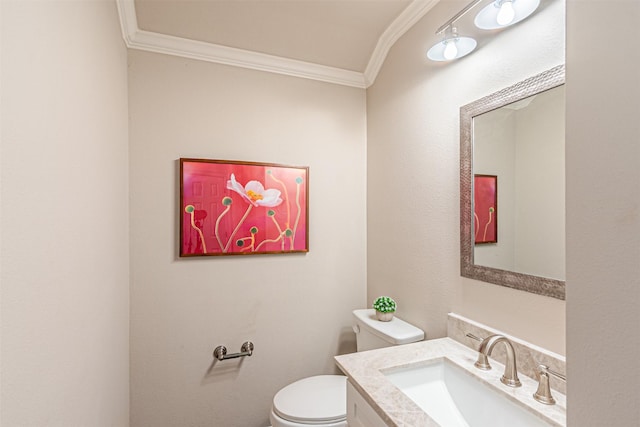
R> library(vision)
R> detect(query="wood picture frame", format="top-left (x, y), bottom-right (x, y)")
top-left (180, 158), bottom-right (309, 256)
top-left (474, 174), bottom-right (497, 244)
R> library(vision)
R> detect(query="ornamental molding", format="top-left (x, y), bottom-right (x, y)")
top-left (116, 0), bottom-right (439, 88)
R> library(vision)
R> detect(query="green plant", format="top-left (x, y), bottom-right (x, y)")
top-left (373, 296), bottom-right (396, 313)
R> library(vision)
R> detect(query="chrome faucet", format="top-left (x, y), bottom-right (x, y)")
top-left (468, 333), bottom-right (522, 387)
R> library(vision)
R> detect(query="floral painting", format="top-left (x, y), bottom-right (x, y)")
top-left (180, 159), bottom-right (309, 256)
top-left (474, 174), bottom-right (497, 244)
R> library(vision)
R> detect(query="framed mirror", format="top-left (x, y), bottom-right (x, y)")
top-left (460, 65), bottom-right (565, 300)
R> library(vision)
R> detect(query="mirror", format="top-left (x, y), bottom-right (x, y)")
top-left (460, 65), bottom-right (565, 300)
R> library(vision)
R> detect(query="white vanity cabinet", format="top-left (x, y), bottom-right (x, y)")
top-left (346, 379), bottom-right (388, 427)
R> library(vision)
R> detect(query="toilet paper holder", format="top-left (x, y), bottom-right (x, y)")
top-left (213, 341), bottom-right (254, 361)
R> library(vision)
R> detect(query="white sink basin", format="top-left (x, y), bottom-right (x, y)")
top-left (384, 358), bottom-right (552, 427)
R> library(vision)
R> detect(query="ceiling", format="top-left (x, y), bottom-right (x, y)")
top-left (116, 0), bottom-right (441, 88)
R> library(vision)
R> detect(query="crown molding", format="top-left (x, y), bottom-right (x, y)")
top-left (364, 0), bottom-right (440, 87)
top-left (129, 29), bottom-right (367, 88)
top-left (116, 0), bottom-right (436, 89)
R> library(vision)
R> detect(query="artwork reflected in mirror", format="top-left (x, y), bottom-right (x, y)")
top-left (474, 175), bottom-right (497, 244)
top-left (460, 65), bottom-right (565, 300)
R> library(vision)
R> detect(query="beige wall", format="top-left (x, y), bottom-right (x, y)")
top-left (128, 50), bottom-right (367, 426)
top-left (566, 1), bottom-right (640, 425)
top-left (1, 0), bottom-right (130, 425)
top-left (367, 0), bottom-right (566, 355)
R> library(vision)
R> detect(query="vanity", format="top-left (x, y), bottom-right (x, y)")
top-left (335, 314), bottom-right (566, 427)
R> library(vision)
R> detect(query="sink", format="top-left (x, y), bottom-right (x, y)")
top-left (384, 358), bottom-right (552, 427)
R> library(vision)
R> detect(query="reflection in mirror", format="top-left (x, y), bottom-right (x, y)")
top-left (460, 65), bottom-right (565, 300)
top-left (474, 85), bottom-right (565, 280)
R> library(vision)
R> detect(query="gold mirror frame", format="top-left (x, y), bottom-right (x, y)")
top-left (460, 65), bottom-right (565, 300)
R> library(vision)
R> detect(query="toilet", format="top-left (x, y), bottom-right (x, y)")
top-left (269, 308), bottom-right (425, 427)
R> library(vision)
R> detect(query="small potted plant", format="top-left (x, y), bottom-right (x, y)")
top-left (373, 296), bottom-right (396, 322)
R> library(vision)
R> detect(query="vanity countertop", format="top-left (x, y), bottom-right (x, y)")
top-left (334, 337), bottom-right (566, 427)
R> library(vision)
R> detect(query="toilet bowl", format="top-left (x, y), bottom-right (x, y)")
top-left (268, 309), bottom-right (425, 426)
top-left (269, 375), bottom-right (347, 427)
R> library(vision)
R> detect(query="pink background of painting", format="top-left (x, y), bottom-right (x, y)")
top-left (474, 175), bottom-right (497, 243)
top-left (181, 160), bottom-right (308, 255)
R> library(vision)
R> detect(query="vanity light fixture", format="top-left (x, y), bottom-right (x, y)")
top-left (427, 0), bottom-right (541, 62)
top-left (474, 0), bottom-right (541, 29)
top-left (426, 0), bottom-right (483, 62)
top-left (427, 26), bottom-right (477, 61)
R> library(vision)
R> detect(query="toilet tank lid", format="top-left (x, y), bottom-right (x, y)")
top-left (353, 309), bottom-right (425, 344)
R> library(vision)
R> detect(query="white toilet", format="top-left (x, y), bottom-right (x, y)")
top-left (269, 308), bottom-right (425, 427)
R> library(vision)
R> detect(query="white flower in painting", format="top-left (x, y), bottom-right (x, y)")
top-left (227, 174), bottom-right (283, 207)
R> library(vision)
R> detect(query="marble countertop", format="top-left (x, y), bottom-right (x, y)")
top-left (334, 337), bottom-right (566, 427)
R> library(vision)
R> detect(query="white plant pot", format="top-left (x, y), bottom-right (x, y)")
top-left (376, 311), bottom-right (394, 322)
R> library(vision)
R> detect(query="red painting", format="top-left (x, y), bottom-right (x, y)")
top-left (474, 174), bottom-right (497, 244)
top-left (180, 159), bottom-right (309, 256)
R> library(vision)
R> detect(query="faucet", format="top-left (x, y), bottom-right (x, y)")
top-left (533, 364), bottom-right (566, 405)
top-left (469, 334), bottom-right (522, 387)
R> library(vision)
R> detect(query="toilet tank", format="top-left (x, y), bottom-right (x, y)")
top-left (352, 309), bottom-right (425, 352)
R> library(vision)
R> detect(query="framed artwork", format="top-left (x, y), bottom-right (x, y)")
top-left (474, 174), bottom-right (497, 244)
top-left (180, 158), bottom-right (309, 256)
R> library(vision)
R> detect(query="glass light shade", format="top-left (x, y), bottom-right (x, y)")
top-left (427, 36), bottom-right (477, 61)
top-left (474, 0), bottom-right (540, 30)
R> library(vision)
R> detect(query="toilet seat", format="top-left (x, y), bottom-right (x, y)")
top-left (271, 375), bottom-right (347, 426)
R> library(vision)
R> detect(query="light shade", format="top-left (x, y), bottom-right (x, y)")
top-left (427, 36), bottom-right (477, 61)
top-left (474, 0), bottom-right (540, 30)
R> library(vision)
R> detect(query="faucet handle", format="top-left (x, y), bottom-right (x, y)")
top-left (466, 333), bottom-right (492, 370)
top-left (533, 364), bottom-right (566, 405)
